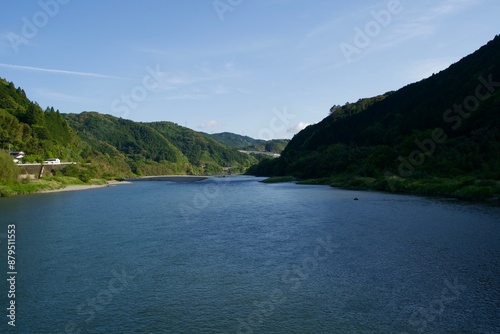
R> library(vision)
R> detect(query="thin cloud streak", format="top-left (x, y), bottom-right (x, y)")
top-left (0, 63), bottom-right (123, 79)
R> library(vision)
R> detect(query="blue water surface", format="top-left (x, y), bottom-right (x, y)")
top-left (0, 176), bottom-right (499, 333)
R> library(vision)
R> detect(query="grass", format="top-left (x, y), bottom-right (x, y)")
top-left (375, 176), bottom-right (499, 201)
top-left (261, 176), bottom-right (298, 183)
top-left (259, 174), bottom-right (500, 202)
top-left (0, 176), bottom-right (108, 197)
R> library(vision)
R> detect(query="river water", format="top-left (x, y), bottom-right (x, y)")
top-left (0, 176), bottom-right (499, 333)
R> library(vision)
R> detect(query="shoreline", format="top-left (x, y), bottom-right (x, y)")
top-left (1, 175), bottom-right (212, 198)
top-left (38, 180), bottom-right (132, 194)
top-left (259, 175), bottom-right (500, 203)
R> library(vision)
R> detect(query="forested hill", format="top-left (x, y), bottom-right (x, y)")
top-left (62, 113), bottom-right (257, 176)
top-left (0, 78), bottom-right (81, 162)
top-left (0, 79), bottom-right (256, 178)
top-left (248, 35), bottom-right (500, 200)
top-left (143, 121), bottom-right (257, 172)
top-left (207, 132), bottom-right (289, 153)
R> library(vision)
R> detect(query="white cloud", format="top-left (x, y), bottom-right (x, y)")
top-left (287, 121), bottom-right (311, 134)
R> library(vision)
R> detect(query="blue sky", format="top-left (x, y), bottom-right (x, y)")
top-left (0, 0), bottom-right (498, 139)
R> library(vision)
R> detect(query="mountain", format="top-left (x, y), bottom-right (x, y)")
top-left (248, 35), bottom-right (500, 200)
top-left (144, 122), bottom-right (257, 172)
top-left (207, 132), bottom-right (289, 153)
top-left (63, 113), bottom-right (257, 176)
top-left (0, 79), bottom-right (257, 182)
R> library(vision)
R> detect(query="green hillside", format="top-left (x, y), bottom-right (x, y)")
top-left (0, 80), bottom-right (257, 195)
top-left (0, 78), bottom-right (81, 163)
top-left (63, 113), bottom-right (257, 176)
top-left (208, 132), bottom-right (289, 153)
top-left (207, 132), bottom-right (260, 148)
top-left (249, 35), bottom-right (500, 201)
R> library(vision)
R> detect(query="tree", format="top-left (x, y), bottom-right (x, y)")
top-left (24, 104), bottom-right (44, 125)
top-left (0, 150), bottom-right (19, 183)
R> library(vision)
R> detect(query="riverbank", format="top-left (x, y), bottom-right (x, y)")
top-left (0, 174), bottom-right (213, 197)
top-left (261, 175), bottom-right (500, 202)
top-left (39, 180), bottom-right (131, 194)
top-left (0, 177), bottom-right (130, 197)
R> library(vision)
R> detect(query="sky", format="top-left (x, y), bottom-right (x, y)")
top-left (0, 0), bottom-right (499, 139)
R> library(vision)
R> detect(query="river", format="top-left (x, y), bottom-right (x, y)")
top-left (0, 176), bottom-right (498, 333)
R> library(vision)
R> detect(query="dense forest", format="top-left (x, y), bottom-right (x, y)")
top-left (0, 78), bottom-right (259, 187)
top-left (248, 35), bottom-right (500, 200)
top-left (0, 78), bottom-right (81, 163)
top-left (64, 113), bottom-right (257, 176)
top-left (207, 132), bottom-right (289, 153)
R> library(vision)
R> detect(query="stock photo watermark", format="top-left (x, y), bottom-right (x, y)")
top-left (5, 224), bottom-right (17, 327)
top-left (236, 235), bottom-right (340, 334)
top-left (62, 268), bottom-right (135, 334)
top-left (259, 107), bottom-right (295, 141)
top-left (7, 0), bottom-right (71, 54)
top-left (179, 178), bottom-right (229, 225)
top-left (339, 0), bottom-right (404, 63)
top-left (110, 65), bottom-right (166, 119)
top-left (401, 278), bottom-right (466, 334)
top-left (213, 0), bottom-right (243, 21)
top-left (385, 74), bottom-right (500, 188)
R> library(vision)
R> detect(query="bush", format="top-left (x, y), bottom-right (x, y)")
top-left (60, 165), bottom-right (79, 178)
top-left (453, 185), bottom-right (495, 200)
top-left (0, 150), bottom-right (19, 183)
top-left (261, 176), bottom-right (297, 183)
top-left (61, 164), bottom-right (98, 183)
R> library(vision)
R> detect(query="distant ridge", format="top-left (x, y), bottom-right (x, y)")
top-left (207, 132), bottom-right (289, 153)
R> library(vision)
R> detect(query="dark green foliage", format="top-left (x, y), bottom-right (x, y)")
top-left (261, 176), bottom-right (297, 183)
top-left (329, 93), bottom-right (391, 119)
top-left (207, 132), bottom-right (289, 153)
top-left (0, 150), bottom-right (19, 183)
top-left (65, 113), bottom-right (187, 164)
top-left (207, 132), bottom-right (260, 148)
top-left (0, 109), bottom-right (24, 145)
top-left (58, 164), bottom-right (99, 183)
top-left (0, 79), bottom-right (80, 162)
top-left (0, 78), bottom-right (257, 182)
top-left (249, 35), bottom-right (500, 200)
top-left (148, 122), bottom-right (256, 168)
top-left (63, 113), bottom-right (257, 176)
top-left (262, 140), bottom-right (289, 153)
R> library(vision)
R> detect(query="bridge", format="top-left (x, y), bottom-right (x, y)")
top-left (238, 150), bottom-right (280, 158)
